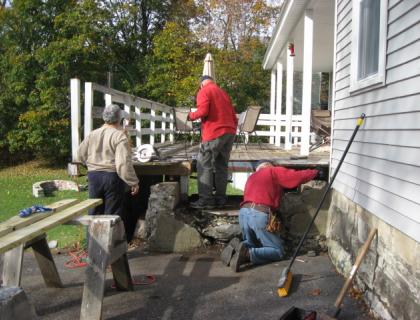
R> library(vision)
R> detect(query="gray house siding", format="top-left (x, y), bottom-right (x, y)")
top-left (331, 0), bottom-right (420, 242)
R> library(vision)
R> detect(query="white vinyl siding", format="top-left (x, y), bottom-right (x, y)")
top-left (349, 0), bottom-right (388, 92)
top-left (332, 0), bottom-right (420, 242)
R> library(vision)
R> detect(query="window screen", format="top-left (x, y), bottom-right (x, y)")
top-left (357, 0), bottom-right (380, 80)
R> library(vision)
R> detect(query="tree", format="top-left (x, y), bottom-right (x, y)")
top-left (144, 21), bottom-right (202, 107)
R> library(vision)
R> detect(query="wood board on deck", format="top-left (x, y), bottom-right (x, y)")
top-left (149, 142), bottom-right (330, 167)
top-left (0, 199), bottom-right (101, 254)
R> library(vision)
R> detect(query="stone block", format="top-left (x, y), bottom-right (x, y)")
top-left (149, 182), bottom-right (180, 210)
top-left (327, 238), bottom-right (352, 275)
top-left (202, 223), bottom-right (241, 242)
top-left (391, 228), bottom-right (417, 266)
top-left (149, 213), bottom-right (202, 253)
top-left (134, 219), bottom-right (146, 240)
top-left (0, 287), bottom-right (37, 320)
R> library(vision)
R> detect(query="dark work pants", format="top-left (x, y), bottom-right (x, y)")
top-left (87, 171), bottom-right (125, 216)
top-left (197, 133), bottom-right (235, 204)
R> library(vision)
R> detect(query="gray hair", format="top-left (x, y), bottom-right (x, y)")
top-left (102, 104), bottom-right (122, 124)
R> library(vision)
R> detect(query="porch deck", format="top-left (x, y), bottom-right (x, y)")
top-left (133, 142), bottom-right (330, 176)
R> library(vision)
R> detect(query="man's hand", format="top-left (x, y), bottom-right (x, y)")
top-left (131, 184), bottom-right (139, 196)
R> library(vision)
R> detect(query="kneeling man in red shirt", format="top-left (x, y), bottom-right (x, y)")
top-left (222, 160), bottom-right (318, 272)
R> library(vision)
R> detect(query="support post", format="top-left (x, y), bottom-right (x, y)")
top-left (269, 69), bottom-right (276, 145)
top-left (2, 244), bottom-right (24, 287)
top-left (276, 61), bottom-right (283, 147)
top-left (179, 175), bottom-right (189, 201)
top-left (301, 9), bottom-right (314, 156)
top-left (84, 82), bottom-right (94, 138)
top-left (31, 235), bottom-right (63, 288)
top-left (71, 78), bottom-right (81, 162)
top-left (285, 44), bottom-right (294, 150)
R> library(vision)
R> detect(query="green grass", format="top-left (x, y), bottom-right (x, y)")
top-left (0, 161), bottom-right (243, 248)
top-left (0, 161), bottom-right (89, 248)
top-left (188, 173), bottom-right (243, 196)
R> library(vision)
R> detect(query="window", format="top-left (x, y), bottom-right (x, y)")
top-left (350, 0), bottom-right (387, 92)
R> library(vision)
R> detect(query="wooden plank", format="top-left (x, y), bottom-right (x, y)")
top-left (2, 244), bottom-right (24, 287)
top-left (334, 112), bottom-right (420, 130)
top-left (0, 199), bottom-right (79, 238)
top-left (31, 235), bottom-right (63, 288)
top-left (0, 199), bottom-right (101, 254)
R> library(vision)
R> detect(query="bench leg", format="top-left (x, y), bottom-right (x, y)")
top-left (31, 236), bottom-right (63, 288)
top-left (111, 254), bottom-right (133, 291)
top-left (2, 244), bottom-right (24, 287)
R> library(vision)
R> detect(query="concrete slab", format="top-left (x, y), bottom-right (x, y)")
top-left (2, 248), bottom-right (373, 320)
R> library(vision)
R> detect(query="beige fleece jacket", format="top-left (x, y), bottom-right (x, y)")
top-left (77, 126), bottom-right (139, 187)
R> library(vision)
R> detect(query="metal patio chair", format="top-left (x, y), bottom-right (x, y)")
top-left (235, 105), bottom-right (263, 150)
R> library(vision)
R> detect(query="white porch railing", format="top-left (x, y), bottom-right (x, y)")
top-left (70, 78), bottom-right (304, 162)
top-left (71, 78), bottom-right (175, 161)
top-left (254, 113), bottom-right (303, 146)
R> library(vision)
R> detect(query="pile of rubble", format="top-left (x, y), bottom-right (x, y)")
top-left (138, 180), bottom-right (330, 256)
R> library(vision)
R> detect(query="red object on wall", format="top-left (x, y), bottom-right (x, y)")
top-left (288, 43), bottom-right (295, 57)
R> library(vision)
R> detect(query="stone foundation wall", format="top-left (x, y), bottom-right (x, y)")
top-left (327, 190), bottom-right (420, 320)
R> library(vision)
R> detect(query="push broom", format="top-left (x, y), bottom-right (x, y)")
top-left (277, 113), bottom-right (366, 297)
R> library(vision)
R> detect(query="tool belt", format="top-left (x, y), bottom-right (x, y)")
top-left (241, 202), bottom-right (282, 233)
top-left (241, 202), bottom-right (271, 214)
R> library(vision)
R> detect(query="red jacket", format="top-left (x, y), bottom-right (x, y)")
top-left (241, 166), bottom-right (318, 210)
top-left (188, 82), bottom-right (237, 142)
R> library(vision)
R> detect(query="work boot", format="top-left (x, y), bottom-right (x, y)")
top-left (230, 242), bottom-right (250, 272)
top-left (189, 199), bottom-right (216, 210)
top-left (220, 237), bottom-right (240, 266)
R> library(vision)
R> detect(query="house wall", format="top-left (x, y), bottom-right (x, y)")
top-left (330, 0), bottom-right (420, 319)
top-left (332, 0), bottom-right (420, 243)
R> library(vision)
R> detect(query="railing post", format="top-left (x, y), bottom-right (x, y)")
top-left (71, 78), bottom-right (81, 161)
top-left (161, 111), bottom-right (166, 143)
top-left (150, 103), bottom-right (155, 145)
top-left (169, 112), bottom-right (174, 143)
top-left (84, 82), bottom-right (93, 138)
top-left (276, 61), bottom-right (283, 147)
top-left (135, 102), bottom-right (142, 147)
top-left (104, 93), bottom-right (112, 106)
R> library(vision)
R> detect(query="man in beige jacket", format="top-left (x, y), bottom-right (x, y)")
top-left (78, 104), bottom-right (139, 217)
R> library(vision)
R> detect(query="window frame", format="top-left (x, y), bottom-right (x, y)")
top-left (350, 0), bottom-right (388, 93)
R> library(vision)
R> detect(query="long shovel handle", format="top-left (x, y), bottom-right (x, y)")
top-left (332, 228), bottom-right (377, 317)
top-left (284, 113), bottom-right (366, 274)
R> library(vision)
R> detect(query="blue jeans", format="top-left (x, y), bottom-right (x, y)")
top-left (239, 207), bottom-right (285, 265)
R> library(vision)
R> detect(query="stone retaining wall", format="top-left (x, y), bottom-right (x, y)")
top-left (327, 190), bottom-right (420, 320)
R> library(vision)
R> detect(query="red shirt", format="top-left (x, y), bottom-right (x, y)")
top-left (241, 166), bottom-right (318, 210)
top-left (188, 82), bottom-right (237, 142)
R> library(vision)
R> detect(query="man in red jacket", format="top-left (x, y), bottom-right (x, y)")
top-left (188, 75), bottom-right (238, 209)
top-left (222, 160), bottom-right (318, 272)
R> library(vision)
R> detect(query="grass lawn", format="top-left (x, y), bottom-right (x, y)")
top-left (0, 161), bottom-right (89, 249)
top-left (0, 161), bottom-right (243, 248)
